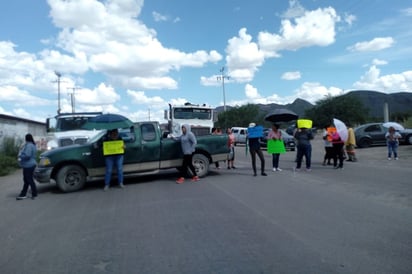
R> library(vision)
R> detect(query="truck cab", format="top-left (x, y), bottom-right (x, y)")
top-left (164, 103), bottom-right (216, 137)
top-left (46, 112), bottom-right (103, 150)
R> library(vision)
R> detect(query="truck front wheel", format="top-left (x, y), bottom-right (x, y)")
top-left (192, 154), bottom-right (209, 177)
top-left (56, 165), bottom-right (87, 193)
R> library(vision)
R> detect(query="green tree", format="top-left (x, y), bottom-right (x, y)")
top-left (215, 104), bottom-right (265, 129)
top-left (305, 94), bottom-right (368, 127)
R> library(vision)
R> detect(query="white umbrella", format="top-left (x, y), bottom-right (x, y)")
top-left (333, 118), bottom-right (348, 142)
top-left (382, 122), bottom-right (404, 131)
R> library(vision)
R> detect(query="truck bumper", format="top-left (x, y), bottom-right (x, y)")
top-left (34, 167), bottom-right (53, 183)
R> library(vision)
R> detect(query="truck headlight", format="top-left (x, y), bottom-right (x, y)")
top-left (38, 157), bottom-right (51, 166)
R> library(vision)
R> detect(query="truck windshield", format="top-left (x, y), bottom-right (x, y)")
top-left (173, 108), bottom-right (211, 120)
top-left (54, 117), bottom-right (94, 132)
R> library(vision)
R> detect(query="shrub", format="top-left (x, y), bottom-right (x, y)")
top-left (0, 137), bottom-right (21, 176)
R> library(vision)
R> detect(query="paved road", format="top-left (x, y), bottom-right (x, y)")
top-left (1, 136), bottom-right (412, 273)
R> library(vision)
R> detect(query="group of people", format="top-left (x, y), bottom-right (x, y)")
top-left (15, 121), bottom-right (404, 198)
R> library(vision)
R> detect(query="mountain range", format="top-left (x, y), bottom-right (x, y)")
top-left (215, 90), bottom-right (412, 120)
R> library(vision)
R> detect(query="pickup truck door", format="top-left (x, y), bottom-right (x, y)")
top-left (122, 123), bottom-right (162, 172)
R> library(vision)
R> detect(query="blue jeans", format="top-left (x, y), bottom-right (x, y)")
top-left (105, 155), bottom-right (124, 185)
top-left (20, 165), bottom-right (37, 197)
top-left (272, 154), bottom-right (280, 169)
top-left (387, 141), bottom-right (398, 158)
top-left (296, 144), bottom-right (311, 169)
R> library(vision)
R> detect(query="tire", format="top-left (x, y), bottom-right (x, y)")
top-left (192, 153), bottom-right (210, 178)
top-left (358, 138), bottom-right (371, 148)
top-left (56, 165), bottom-right (87, 193)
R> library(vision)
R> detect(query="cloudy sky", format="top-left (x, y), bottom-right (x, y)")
top-left (1, 0), bottom-right (411, 123)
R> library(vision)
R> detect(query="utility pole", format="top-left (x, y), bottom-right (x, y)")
top-left (67, 87), bottom-right (80, 113)
top-left (217, 67), bottom-right (230, 112)
top-left (54, 71), bottom-right (62, 114)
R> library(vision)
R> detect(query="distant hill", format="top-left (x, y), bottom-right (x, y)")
top-left (215, 98), bottom-right (314, 118)
top-left (343, 90), bottom-right (412, 119)
top-left (215, 90), bottom-right (412, 120)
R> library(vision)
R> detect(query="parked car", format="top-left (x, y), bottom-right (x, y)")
top-left (231, 127), bottom-right (248, 146)
top-left (354, 122), bottom-right (412, 148)
top-left (259, 128), bottom-right (296, 151)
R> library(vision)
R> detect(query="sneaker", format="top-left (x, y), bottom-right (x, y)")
top-left (294, 168), bottom-right (301, 172)
top-left (273, 168), bottom-right (277, 172)
top-left (227, 166), bottom-right (231, 169)
top-left (276, 168), bottom-right (282, 171)
top-left (119, 183), bottom-right (125, 188)
top-left (231, 166), bottom-right (236, 169)
top-left (191, 176), bottom-right (200, 182)
top-left (261, 172), bottom-right (267, 176)
top-left (31, 196), bottom-right (37, 200)
top-left (16, 196), bottom-right (27, 200)
top-left (388, 157), bottom-right (391, 160)
top-left (395, 157), bottom-right (399, 160)
top-left (306, 168), bottom-right (312, 172)
top-left (176, 177), bottom-right (185, 184)
top-left (103, 185), bottom-right (109, 191)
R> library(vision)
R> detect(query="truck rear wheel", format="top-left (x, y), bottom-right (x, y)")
top-left (192, 153), bottom-right (209, 177)
top-left (56, 165), bottom-right (86, 193)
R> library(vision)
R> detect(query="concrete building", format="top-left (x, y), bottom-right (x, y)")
top-left (0, 114), bottom-right (47, 151)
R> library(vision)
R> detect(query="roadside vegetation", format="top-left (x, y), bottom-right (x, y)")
top-left (0, 137), bottom-right (21, 176)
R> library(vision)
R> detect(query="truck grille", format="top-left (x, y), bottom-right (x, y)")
top-left (191, 127), bottom-right (211, 136)
top-left (59, 137), bottom-right (88, 147)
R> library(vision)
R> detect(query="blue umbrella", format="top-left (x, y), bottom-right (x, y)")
top-left (82, 114), bottom-right (133, 130)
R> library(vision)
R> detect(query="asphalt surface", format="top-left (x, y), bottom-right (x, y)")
top-left (1, 135), bottom-right (412, 274)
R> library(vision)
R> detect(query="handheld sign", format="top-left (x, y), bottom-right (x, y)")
top-left (247, 125), bottom-right (263, 138)
top-left (297, 119), bottom-right (312, 129)
top-left (103, 140), bottom-right (125, 156)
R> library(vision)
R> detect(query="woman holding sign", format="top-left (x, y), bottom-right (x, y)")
top-left (267, 124), bottom-right (285, 171)
top-left (103, 129), bottom-right (125, 191)
top-left (247, 123), bottom-right (267, 176)
top-left (294, 119), bottom-right (314, 171)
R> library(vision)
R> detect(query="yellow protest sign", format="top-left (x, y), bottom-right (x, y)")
top-left (103, 140), bottom-right (125, 156)
top-left (297, 119), bottom-right (312, 129)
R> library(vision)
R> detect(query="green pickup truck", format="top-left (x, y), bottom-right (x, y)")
top-left (34, 121), bottom-right (229, 192)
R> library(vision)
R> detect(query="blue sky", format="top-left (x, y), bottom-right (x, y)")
top-left (1, 0), bottom-right (411, 123)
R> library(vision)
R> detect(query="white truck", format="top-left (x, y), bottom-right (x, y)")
top-left (164, 103), bottom-right (216, 137)
top-left (46, 112), bottom-right (103, 150)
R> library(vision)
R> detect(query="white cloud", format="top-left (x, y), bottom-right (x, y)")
top-left (282, 71), bottom-right (301, 80)
top-left (152, 11), bottom-right (168, 22)
top-left (353, 65), bottom-right (412, 92)
top-left (258, 6), bottom-right (341, 55)
top-left (225, 28), bottom-right (265, 83)
top-left (348, 37), bottom-right (395, 52)
top-left (372, 59), bottom-right (388, 66)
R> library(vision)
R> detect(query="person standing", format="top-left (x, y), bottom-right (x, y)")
top-left (103, 129), bottom-right (125, 191)
top-left (322, 125), bottom-right (333, 165)
top-left (294, 128), bottom-right (313, 171)
top-left (16, 133), bottom-right (38, 200)
top-left (267, 124), bottom-right (284, 171)
top-left (331, 131), bottom-right (345, 169)
top-left (174, 124), bottom-right (199, 184)
top-left (385, 126), bottom-right (401, 160)
top-left (345, 124), bottom-right (357, 162)
top-left (226, 128), bottom-right (236, 169)
top-left (247, 123), bottom-right (267, 176)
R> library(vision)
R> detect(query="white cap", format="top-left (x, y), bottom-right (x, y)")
top-left (249, 122), bottom-right (256, 128)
